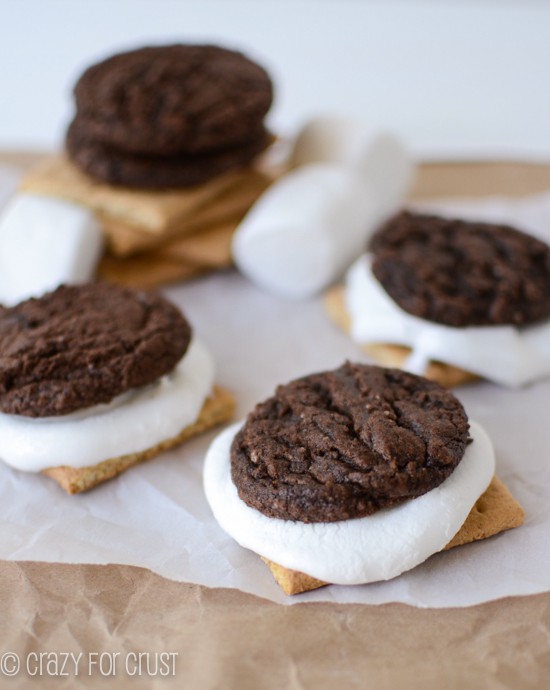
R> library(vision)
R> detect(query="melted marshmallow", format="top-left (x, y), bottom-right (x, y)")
top-left (0, 339), bottom-right (214, 472)
top-left (203, 420), bottom-right (494, 585)
top-left (345, 255), bottom-right (550, 387)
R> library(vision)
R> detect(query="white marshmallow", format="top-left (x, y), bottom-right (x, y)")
top-left (0, 339), bottom-right (214, 472)
top-left (290, 115), bottom-right (414, 222)
top-left (346, 254), bottom-right (550, 387)
top-left (0, 166), bottom-right (19, 211)
top-left (204, 420), bottom-right (494, 586)
top-left (0, 193), bottom-right (103, 306)
top-left (232, 116), bottom-right (414, 299)
top-left (290, 116), bottom-right (375, 168)
top-left (233, 164), bottom-right (378, 299)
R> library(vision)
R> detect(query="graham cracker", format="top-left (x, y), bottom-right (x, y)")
top-left (20, 155), bottom-right (269, 235)
top-left (264, 475), bottom-right (525, 595)
top-left (42, 385), bottom-right (235, 495)
top-left (97, 220), bottom-right (236, 288)
top-left (325, 285), bottom-right (479, 388)
top-left (100, 169), bottom-right (271, 256)
top-left (153, 222), bottom-right (235, 266)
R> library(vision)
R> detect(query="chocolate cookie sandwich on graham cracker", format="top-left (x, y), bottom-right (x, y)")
top-left (204, 362), bottom-right (523, 595)
top-left (0, 283), bottom-right (234, 494)
top-left (327, 211), bottom-right (550, 387)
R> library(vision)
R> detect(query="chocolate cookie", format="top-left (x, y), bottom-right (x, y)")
top-left (231, 362), bottom-right (470, 523)
top-left (73, 44), bottom-right (273, 156)
top-left (66, 118), bottom-right (272, 189)
top-left (0, 283), bottom-right (191, 417)
top-left (370, 211), bottom-right (550, 328)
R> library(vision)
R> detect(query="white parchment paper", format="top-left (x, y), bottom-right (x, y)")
top-left (1, 173), bottom-right (550, 607)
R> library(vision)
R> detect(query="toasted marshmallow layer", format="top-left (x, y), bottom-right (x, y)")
top-left (345, 255), bottom-right (550, 387)
top-left (0, 339), bottom-right (214, 472)
top-left (203, 420), bottom-right (494, 586)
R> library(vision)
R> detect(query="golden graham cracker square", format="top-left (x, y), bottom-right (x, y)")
top-left (262, 477), bottom-right (525, 595)
top-left (97, 253), bottom-right (206, 290)
top-left (99, 169), bottom-right (271, 257)
top-left (324, 285), bottom-right (479, 388)
top-left (21, 156), bottom-right (273, 289)
top-left (20, 155), bottom-right (263, 235)
top-left (264, 475), bottom-right (525, 595)
top-left (42, 386), bottom-right (235, 495)
top-left (97, 220), bottom-right (237, 289)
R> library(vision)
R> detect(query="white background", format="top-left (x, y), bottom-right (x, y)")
top-left (1, 0), bottom-right (550, 159)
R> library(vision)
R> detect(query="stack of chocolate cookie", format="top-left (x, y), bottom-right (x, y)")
top-left (66, 44), bottom-right (274, 189)
top-left (21, 43), bottom-right (276, 288)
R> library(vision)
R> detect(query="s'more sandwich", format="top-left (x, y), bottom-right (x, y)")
top-left (326, 211), bottom-right (550, 388)
top-left (0, 283), bottom-right (234, 493)
top-left (204, 362), bottom-right (523, 595)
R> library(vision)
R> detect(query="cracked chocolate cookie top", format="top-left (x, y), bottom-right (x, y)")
top-left (73, 44), bottom-right (273, 156)
top-left (0, 283), bottom-right (191, 418)
top-left (370, 211), bottom-right (550, 328)
top-left (231, 362), bottom-right (470, 523)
